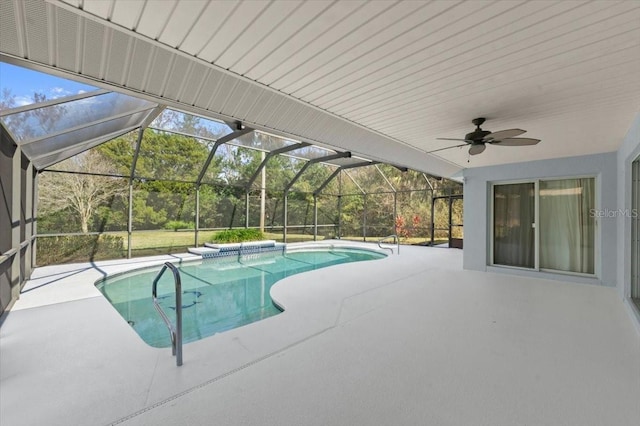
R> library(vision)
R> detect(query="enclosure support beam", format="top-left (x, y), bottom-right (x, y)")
top-left (127, 184), bottom-right (133, 259)
top-left (284, 152), bottom-right (351, 195)
top-left (448, 194), bottom-right (453, 248)
top-left (196, 127), bottom-right (253, 186)
top-left (313, 161), bottom-right (377, 196)
top-left (337, 194), bottom-right (342, 239)
top-left (140, 105), bottom-right (166, 130)
top-left (194, 127), bottom-right (252, 240)
top-left (313, 195), bottom-right (318, 241)
top-left (283, 193), bottom-right (288, 243)
top-left (423, 173), bottom-right (434, 191)
top-left (21, 158), bottom-right (34, 281)
top-left (314, 169), bottom-right (340, 197)
top-left (245, 142), bottom-right (310, 190)
top-left (363, 194), bottom-right (367, 242)
top-left (195, 187), bottom-right (200, 247)
top-left (375, 165), bottom-right (396, 192)
top-left (32, 171), bottom-right (39, 268)
top-left (343, 170), bottom-right (365, 195)
top-left (393, 192), bottom-right (397, 235)
top-left (260, 151), bottom-right (266, 232)
top-left (430, 192), bottom-right (435, 246)
top-left (127, 128), bottom-right (145, 258)
top-left (129, 128), bottom-right (145, 181)
top-left (245, 192), bottom-right (250, 229)
top-left (282, 152), bottom-right (351, 241)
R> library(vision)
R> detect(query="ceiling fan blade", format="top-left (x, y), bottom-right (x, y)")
top-left (491, 137), bottom-right (540, 146)
top-left (469, 144), bottom-right (486, 155)
top-left (485, 129), bottom-right (526, 141)
top-left (436, 138), bottom-right (472, 143)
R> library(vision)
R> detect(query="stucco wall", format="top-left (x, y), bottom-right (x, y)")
top-left (616, 114), bottom-right (640, 328)
top-left (462, 151), bottom-right (618, 287)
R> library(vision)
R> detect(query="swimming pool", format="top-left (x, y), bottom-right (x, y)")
top-left (96, 247), bottom-right (385, 347)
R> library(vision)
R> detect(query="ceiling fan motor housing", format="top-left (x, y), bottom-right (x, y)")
top-left (465, 129), bottom-right (491, 142)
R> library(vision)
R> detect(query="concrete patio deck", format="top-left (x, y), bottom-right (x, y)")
top-left (1, 242), bottom-right (638, 426)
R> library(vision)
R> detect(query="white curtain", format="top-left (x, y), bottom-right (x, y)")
top-left (494, 183), bottom-right (535, 268)
top-left (540, 178), bottom-right (595, 274)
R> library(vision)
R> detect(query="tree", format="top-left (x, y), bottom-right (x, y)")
top-left (38, 150), bottom-right (126, 233)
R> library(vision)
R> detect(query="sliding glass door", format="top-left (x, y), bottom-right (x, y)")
top-left (493, 177), bottom-right (595, 275)
top-left (494, 183), bottom-right (535, 268)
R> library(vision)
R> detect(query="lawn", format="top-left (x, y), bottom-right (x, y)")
top-left (36, 230), bottom-right (450, 266)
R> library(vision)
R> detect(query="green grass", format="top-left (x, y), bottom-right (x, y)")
top-left (38, 230), bottom-right (452, 265)
top-left (105, 230), bottom-right (201, 250)
top-left (52, 230), bottom-right (449, 250)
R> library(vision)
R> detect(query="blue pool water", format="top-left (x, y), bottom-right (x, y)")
top-left (96, 248), bottom-right (385, 347)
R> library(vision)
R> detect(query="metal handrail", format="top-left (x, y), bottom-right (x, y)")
top-left (152, 262), bottom-right (183, 366)
top-left (378, 234), bottom-right (400, 255)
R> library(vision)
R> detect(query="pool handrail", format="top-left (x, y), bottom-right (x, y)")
top-left (152, 262), bottom-right (183, 366)
top-left (378, 234), bottom-right (400, 255)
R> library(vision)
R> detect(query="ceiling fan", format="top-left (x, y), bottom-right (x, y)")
top-left (434, 117), bottom-right (541, 156)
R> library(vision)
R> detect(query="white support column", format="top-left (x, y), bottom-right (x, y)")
top-left (260, 151), bottom-right (266, 233)
top-left (32, 170), bottom-right (38, 268)
top-left (313, 195), bottom-right (318, 241)
top-left (283, 193), bottom-right (288, 243)
top-left (195, 186), bottom-right (200, 247)
top-left (23, 156), bottom-right (34, 279)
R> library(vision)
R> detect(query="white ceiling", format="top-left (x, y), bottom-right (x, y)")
top-left (1, 0), bottom-right (639, 176)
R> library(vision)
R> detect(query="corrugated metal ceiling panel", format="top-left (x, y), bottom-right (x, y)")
top-left (82, 18), bottom-right (106, 78)
top-left (196, 0), bottom-right (270, 63)
top-left (5, 0), bottom-right (639, 173)
top-left (178, 0), bottom-right (239, 56)
top-left (180, 62), bottom-right (209, 106)
top-left (125, 39), bottom-right (153, 91)
top-left (0, 0), bottom-right (22, 57)
top-left (268, 0), bottom-right (417, 94)
top-left (110, 0), bottom-right (146, 31)
top-left (230, 0), bottom-right (329, 76)
top-left (23, 0), bottom-right (51, 64)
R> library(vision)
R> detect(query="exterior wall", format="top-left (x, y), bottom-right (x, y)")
top-left (463, 151), bottom-right (618, 287)
top-left (617, 113), bottom-right (640, 328)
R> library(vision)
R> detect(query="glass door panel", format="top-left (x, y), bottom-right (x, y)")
top-left (539, 178), bottom-right (595, 274)
top-left (494, 183), bottom-right (535, 268)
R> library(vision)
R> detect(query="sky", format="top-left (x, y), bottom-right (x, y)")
top-left (0, 62), bottom-right (97, 108)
